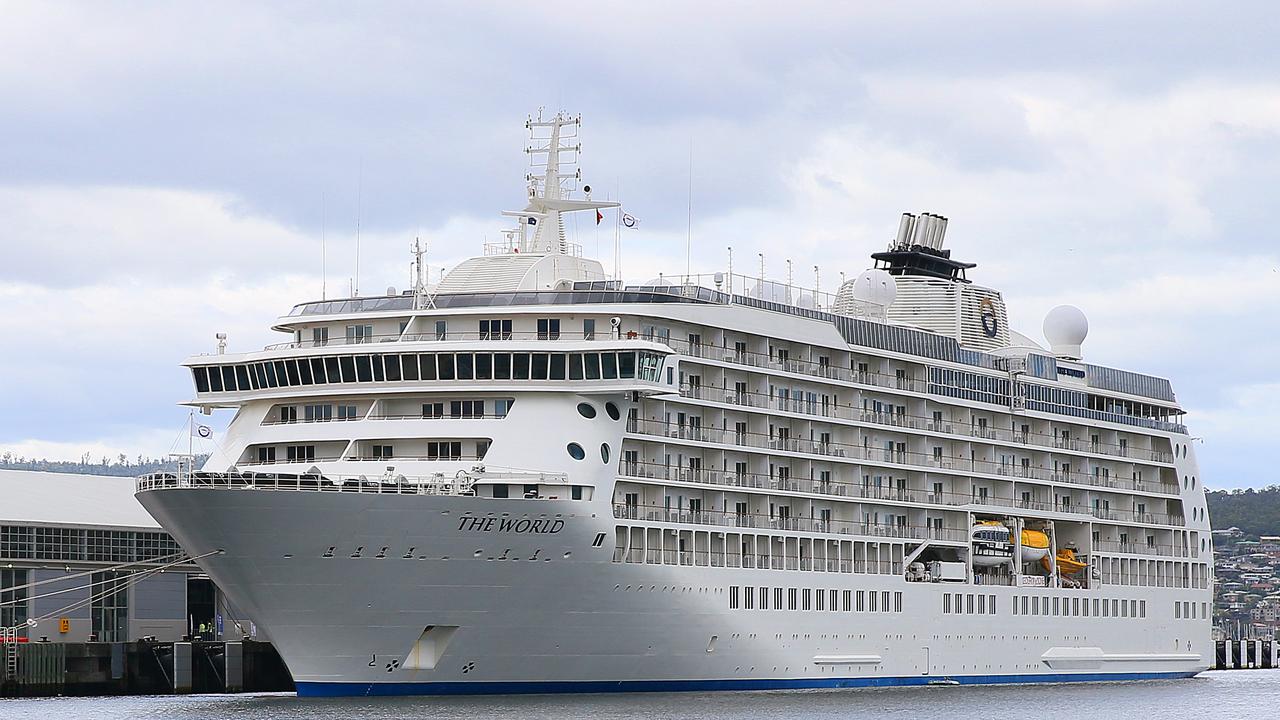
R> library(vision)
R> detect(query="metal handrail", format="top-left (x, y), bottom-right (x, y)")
top-left (611, 502), bottom-right (968, 542)
top-left (624, 418), bottom-right (1182, 504)
top-left (137, 468), bottom-right (568, 495)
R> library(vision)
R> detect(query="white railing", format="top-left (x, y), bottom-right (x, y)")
top-left (137, 467), bottom-right (568, 496)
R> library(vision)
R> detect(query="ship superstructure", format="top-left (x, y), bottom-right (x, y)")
top-left (137, 111), bottom-right (1214, 696)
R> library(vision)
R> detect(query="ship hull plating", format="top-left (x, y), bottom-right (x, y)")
top-left (138, 487), bottom-right (1212, 696)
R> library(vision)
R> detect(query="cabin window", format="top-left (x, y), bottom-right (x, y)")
top-left (537, 318), bottom-right (560, 340)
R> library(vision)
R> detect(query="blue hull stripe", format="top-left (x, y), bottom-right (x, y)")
top-left (296, 671), bottom-right (1200, 697)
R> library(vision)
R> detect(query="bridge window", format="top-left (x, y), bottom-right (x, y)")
top-left (193, 351), bottom-right (663, 393)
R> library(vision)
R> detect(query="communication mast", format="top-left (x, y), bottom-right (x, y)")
top-left (499, 110), bottom-right (618, 255)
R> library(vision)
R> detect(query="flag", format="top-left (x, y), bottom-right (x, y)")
top-left (193, 424), bottom-right (213, 439)
top-left (596, 209), bottom-right (603, 225)
top-left (622, 212), bottom-right (640, 229)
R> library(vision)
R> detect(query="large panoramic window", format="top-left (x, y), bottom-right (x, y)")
top-left (193, 351), bottom-right (665, 394)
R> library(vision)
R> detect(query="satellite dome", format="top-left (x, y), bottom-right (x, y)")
top-left (1043, 305), bottom-right (1088, 359)
top-left (852, 269), bottom-right (897, 307)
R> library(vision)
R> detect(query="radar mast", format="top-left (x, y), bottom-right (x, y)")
top-left (500, 110), bottom-right (618, 255)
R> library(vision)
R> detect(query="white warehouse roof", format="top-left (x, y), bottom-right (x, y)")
top-left (0, 469), bottom-right (160, 529)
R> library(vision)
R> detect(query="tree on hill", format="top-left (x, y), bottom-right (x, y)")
top-left (1206, 486), bottom-right (1280, 538)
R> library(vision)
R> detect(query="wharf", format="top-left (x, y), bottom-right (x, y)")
top-left (1215, 639), bottom-right (1277, 670)
top-left (0, 639), bottom-right (293, 697)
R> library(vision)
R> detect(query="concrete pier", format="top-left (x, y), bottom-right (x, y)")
top-left (0, 639), bottom-right (293, 697)
top-left (1215, 639), bottom-right (1276, 670)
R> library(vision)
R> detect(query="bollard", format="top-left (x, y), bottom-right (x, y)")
top-left (172, 642), bottom-right (192, 694)
top-left (224, 642), bottom-right (243, 693)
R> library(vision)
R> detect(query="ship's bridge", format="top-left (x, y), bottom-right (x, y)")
top-left (183, 337), bottom-right (677, 408)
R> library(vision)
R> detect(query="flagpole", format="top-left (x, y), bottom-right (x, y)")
top-left (614, 179), bottom-right (621, 281)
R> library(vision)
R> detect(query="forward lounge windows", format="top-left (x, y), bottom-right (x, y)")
top-left (193, 351), bottom-right (665, 393)
top-left (456, 353), bottom-right (474, 380)
top-left (235, 365), bottom-right (252, 390)
top-left (494, 353), bottom-right (512, 379)
top-left (192, 367), bottom-right (210, 393)
top-left (401, 354), bottom-right (419, 381)
top-left (437, 354), bottom-right (456, 380)
top-left (355, 355), bottom-right (373, 382)
top-left (531, 353), bottom-right (549, 380)
top-left (475, 353), bottom-right (492, 380)
top-left (383, 355), bottom-right (401, 382)
top-left (619, 352), bottom-right (636, 378)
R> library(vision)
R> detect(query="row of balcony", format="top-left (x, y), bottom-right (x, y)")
top-left (617, 461), bottom-right (1184, 526)
top-left (675, 383), bottom-right (1173, 465)
top-left (612, 503), bottom-right (968, 542)
top-left (624, 417), bottom-right (1182, 501)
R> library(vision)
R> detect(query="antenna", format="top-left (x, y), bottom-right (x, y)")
top-left (321, 192), bottom-right (327, 300)
top-left (613, 179), bottom-right (621, 281)
top-left (354, 161), bottom-right (363, 297)
top-left (686, 139), bottom-right (693, 280)
top-left (726, 246), bottom-right (734, 295)
top-left (507, 111), bottom-right (615, 257)
top-left (412, 237), bottom-right (435, 310)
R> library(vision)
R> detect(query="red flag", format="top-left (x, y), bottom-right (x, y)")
top-left (596, 209), bottom-right (604, 225)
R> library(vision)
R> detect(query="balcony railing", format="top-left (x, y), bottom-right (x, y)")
top-left (619, 460), bottom-right (1091, 515)
top-left (674, 379), bottom-right (1174, 465)
top-left (1094, 540), bottom-right (1192, 558)
top-left (264, 330), bottom-right (656, 351)
top-left (611, 502), bottom-right (967, 542)
top-left (138, 468), bottom-right (568, 495)
top-left (624, 418), bottom-right (1183, 504)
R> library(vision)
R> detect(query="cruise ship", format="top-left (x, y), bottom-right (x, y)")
top-left (137, 111), bottom-right (1214, 696)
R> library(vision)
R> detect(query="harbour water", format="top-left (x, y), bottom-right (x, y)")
top-left (3, 671), bottom-right (1276, 720)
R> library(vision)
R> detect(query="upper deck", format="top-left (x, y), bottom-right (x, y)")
top-left (214, 278), bottom-right (1186, 436)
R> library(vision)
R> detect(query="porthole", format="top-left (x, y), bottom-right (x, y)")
top-left (600, 443), bottom-right (611, 464)
top-left (576, 402), bottom-right (597, 419)
top-left (605, 402), bottom-right (621, 421)
top-left (567, 443), bottom-right (585, 461)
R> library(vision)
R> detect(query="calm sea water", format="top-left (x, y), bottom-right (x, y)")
top-left (3, 671), bottom-right (1277, 720)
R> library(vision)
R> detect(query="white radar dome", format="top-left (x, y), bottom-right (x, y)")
top-left (1043, 304), bottom-right (1088, 360)
top-left (851, 269), bottom-right (897, 307)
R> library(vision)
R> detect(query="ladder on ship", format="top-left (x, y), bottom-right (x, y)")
top-left (3, 626), bottom-right (17, 680)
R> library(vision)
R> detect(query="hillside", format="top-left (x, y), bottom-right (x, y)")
top-left (1207, 486), bottom-right (1280, 538)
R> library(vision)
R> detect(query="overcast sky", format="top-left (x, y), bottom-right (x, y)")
top-left (1, 2), bottom-right (1277, 488)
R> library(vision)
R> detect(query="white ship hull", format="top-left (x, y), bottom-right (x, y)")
top-left (139, 487), bottom-right (1211, 696)
top-left (139, 111), bottom-right (1215, 697)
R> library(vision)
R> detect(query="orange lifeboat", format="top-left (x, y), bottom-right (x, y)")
top-left (1042, 547), bottom-right (1087, 575)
